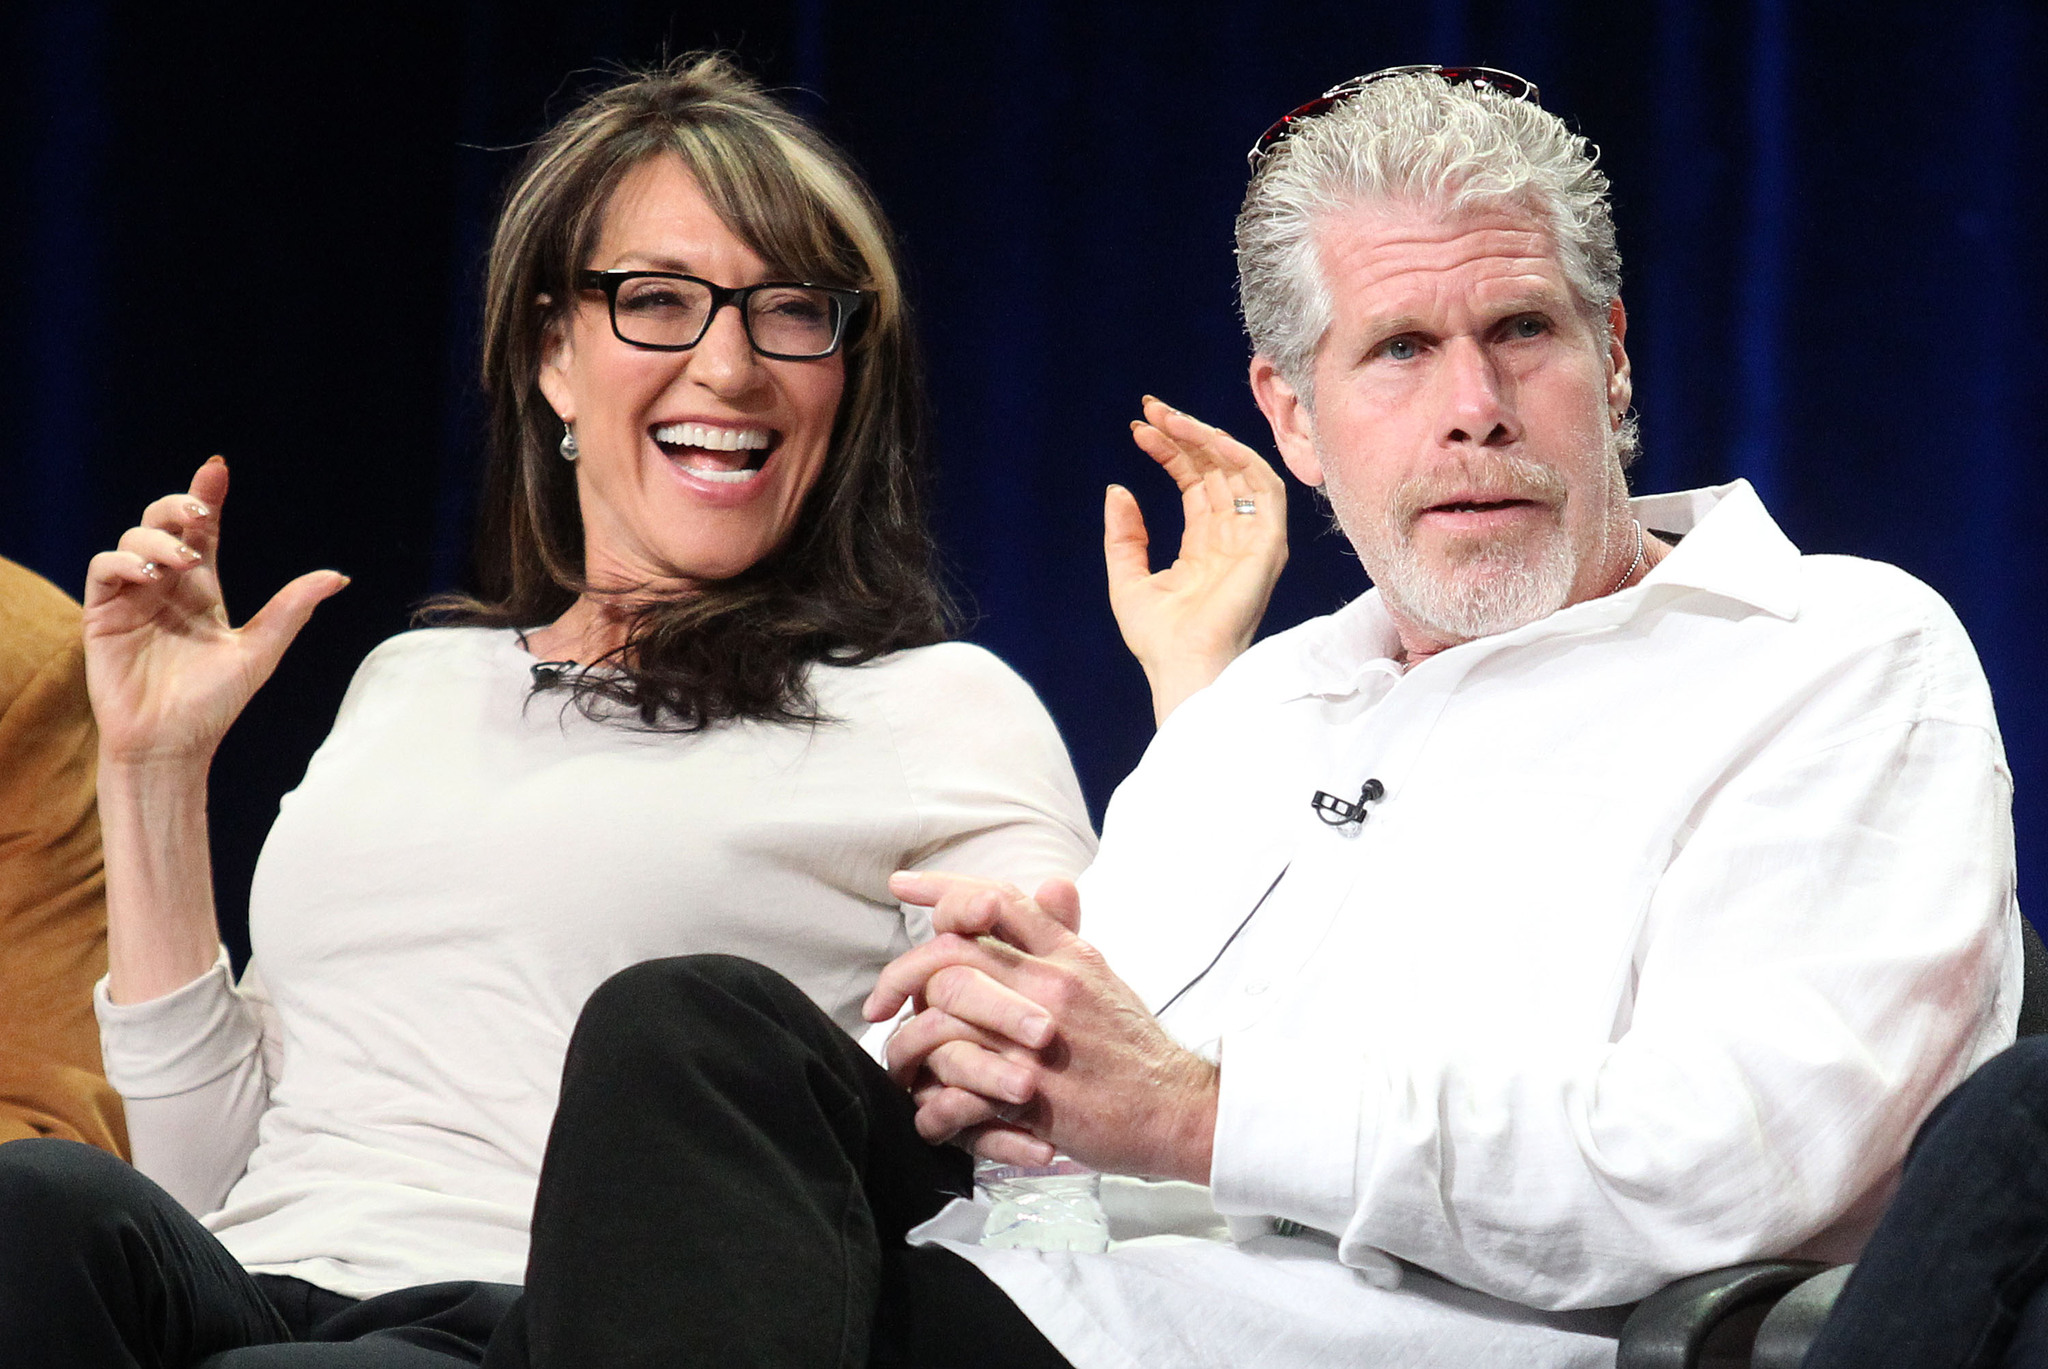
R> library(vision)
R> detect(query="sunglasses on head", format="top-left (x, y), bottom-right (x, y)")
top-left (1247, 65), bottom-right (1542, 168)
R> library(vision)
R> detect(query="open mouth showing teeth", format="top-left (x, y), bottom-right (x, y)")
top-left (652, 421), bottom-right (775, 485)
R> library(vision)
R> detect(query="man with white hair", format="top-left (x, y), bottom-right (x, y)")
top-left (854, 67), bottom-right (2019, 1365)
top-left (494, 68), bottom-right (2017, 1368)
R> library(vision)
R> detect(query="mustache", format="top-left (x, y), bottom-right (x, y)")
top-left (1389, 453), bottom-right (1570, 530)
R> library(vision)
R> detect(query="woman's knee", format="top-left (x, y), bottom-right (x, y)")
top-left (563, 956), bottom-right (848, 1109)
top-left (0, 1138), bottom-right (158, 1272)
top-left (0, 1138), bottom-right (139, 1223)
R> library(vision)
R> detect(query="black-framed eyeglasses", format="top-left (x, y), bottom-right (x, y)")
top-left (576, 269), bottom-right (869, 360)
top-left (1247, 65), bottom-right (1542, 168)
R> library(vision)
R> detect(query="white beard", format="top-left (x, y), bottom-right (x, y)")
top-left (1322, 446), bottom-right (1596, 646)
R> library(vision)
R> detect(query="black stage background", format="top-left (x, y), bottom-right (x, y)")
top-left (3, 2), bottom-right (2043, 960)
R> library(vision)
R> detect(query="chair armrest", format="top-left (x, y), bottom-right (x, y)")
top-left (1751, 1264), bottom-right (1852, 1369)
top-left (1616, 1260), bottom-right (1827, 1369)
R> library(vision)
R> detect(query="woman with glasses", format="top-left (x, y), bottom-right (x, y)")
top-left (0, 54), bottom-right (1289, 1368)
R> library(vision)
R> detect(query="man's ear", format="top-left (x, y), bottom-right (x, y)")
top-left (1604, 296), bottom-right (1632, 423)
top-left (536, 299), bottom-right (576, 423)
top-left (1250, 354), bottom-right (1323, 487)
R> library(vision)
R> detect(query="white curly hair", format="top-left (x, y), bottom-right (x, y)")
top-left (1236, 74), bottom-right (1624, 418)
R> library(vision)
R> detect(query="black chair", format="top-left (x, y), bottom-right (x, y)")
top-left (1614, 915), bottom-right (2048, 1369)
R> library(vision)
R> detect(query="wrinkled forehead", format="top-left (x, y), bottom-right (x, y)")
top-left (1312, 200), bottom-right (1581, 322)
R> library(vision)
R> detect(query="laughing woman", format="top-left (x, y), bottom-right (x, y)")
top-left (0, 56), bottom-right (1107, 1366)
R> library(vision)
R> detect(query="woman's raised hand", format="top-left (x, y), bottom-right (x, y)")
top-left (84, 457), bottom-right (348, 766)
top-left (1105, 396), bottom-right (1287, 725)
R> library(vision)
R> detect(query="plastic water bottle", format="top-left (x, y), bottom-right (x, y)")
top-left (975, 1156), bottom-right (1109, 1252)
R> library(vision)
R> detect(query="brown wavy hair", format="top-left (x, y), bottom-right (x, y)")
top-left (426, 53), bottom-right (951, 729)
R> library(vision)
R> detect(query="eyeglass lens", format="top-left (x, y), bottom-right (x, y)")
top-left (611, 276), bottom-right (846, 357)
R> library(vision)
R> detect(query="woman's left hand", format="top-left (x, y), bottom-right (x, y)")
top-left (1106, 396), bottom-right (1288, 725)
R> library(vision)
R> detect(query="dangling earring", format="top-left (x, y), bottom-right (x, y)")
top-left (559, 422), bottom-right (579, 462)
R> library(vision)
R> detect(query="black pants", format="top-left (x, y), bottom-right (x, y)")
top-left (0, 955), bottom-right (1069, 1368)
top-left (0, 1136), bottom-right (519, 1366)
top-left (1806, 1037), bottom-right (2048, 1368)
top-left (495, 954), bottom-right (1070, 1367)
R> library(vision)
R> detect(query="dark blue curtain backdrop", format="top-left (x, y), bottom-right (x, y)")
top-left (3, 2), bottom-right (2042, 959)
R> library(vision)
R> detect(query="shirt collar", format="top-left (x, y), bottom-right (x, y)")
top-left (1632, 479), bottom-right (1802, 620)
top-left (1283, 479), bottom-right (1803, 700)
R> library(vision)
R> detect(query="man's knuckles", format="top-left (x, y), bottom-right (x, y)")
top-left (885, 1005), bottom-right (981, 1076)
top-left (936, 884), bottom-right (1026, 936)
top-left (924, 1037), bottom-right (990, 1081)
top-left (924, 963), bottom-right (987, 1014)
top-left (915, 1084), bottom-right (1001, 1142)
top-left (927, 1039), bottom-right (1035, 1104)
top-left (1025, 960), bottom-right (1090, 1016)
top-left (874, 932), bottom-right (984, 1003)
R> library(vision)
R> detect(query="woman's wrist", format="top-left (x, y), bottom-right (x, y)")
top-left (99, 754), bottom-right (222, 1005)
top-left (97, 745), bottom-right (217, 786)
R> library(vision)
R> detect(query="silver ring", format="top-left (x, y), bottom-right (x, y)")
top-left (1232, 497), bottom-right (1258, 516)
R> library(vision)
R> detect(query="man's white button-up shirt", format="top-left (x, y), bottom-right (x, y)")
top-left (920, 481), bottom-right (2019, 1368)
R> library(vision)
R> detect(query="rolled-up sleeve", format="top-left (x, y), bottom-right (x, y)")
top-left (96, 948), bottom-right (275, 1216)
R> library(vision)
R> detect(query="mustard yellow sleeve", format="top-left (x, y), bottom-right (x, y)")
top-left (0, 558), bottom-right (127, 1157)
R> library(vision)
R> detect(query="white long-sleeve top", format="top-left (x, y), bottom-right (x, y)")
top-left (95, 628), bottom-right (1096, 1298)
top-left (917, 481), bottom-right (2019, 1369)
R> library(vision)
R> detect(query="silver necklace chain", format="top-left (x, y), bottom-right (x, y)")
top-left (1605, 520), bottom-right (1645, 597)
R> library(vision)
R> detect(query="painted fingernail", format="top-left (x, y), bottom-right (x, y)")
top-left (176, 543), bottom-right (202, 562)
top-left (184, 500), bottom-right (210, 519)
top-left (139, 561), bottom-right (162, 580)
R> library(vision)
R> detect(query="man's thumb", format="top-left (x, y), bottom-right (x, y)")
top-left (1103, 484), bottom-right (1152, 589)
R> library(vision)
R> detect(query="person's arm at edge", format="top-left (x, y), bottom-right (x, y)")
top-left (0, 578), bottom-right (126, 1156)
